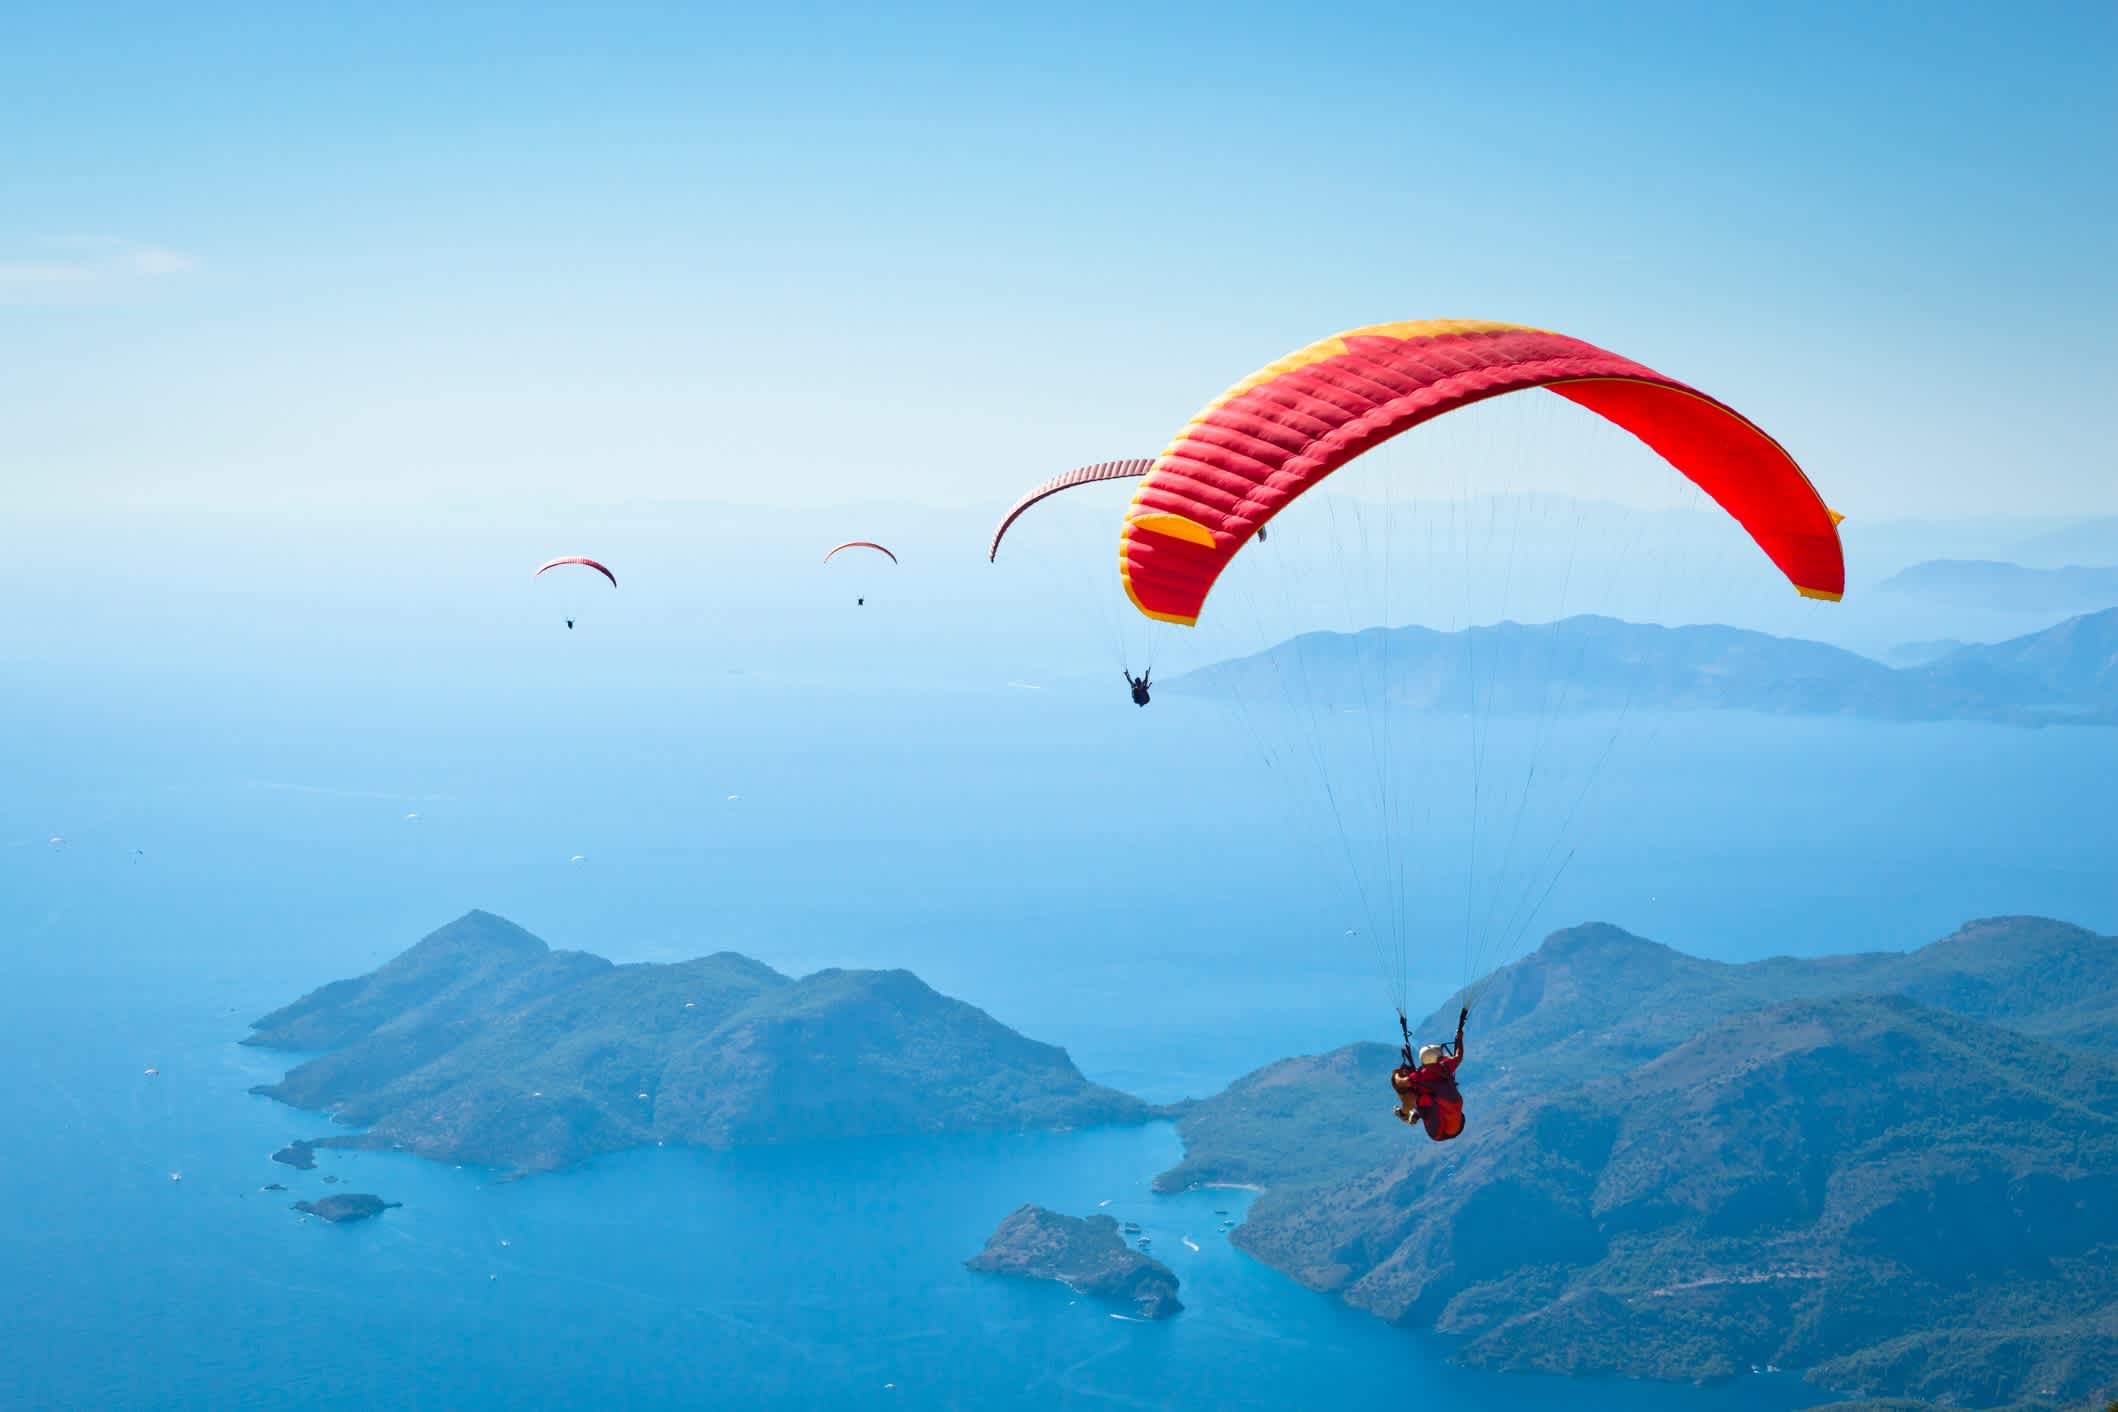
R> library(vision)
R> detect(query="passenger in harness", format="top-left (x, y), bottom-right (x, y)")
top-left (1390, 1006), bottom-right (1467, 1141)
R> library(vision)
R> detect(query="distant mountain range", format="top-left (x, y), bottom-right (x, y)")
top-left (247, 911), bottom-right (1150, 1171)
top-left (1879, 559), bottom-right (2118, 615)
top-left (1170, 608), bottom-right (2118, 726)
top-left (1159, 916), bottom-right (2118, 1410)
top-left (1874, 637), bottom-right (1968, 668)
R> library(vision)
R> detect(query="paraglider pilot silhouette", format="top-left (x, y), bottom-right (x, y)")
top-left (1123, 668), bottom-right (1151, 706)
top-left (1392, 1007), bottom-right (1467, 1141)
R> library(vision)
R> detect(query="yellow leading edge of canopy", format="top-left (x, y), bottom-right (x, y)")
top-left (1174, 319), bottom-right (1535, 440)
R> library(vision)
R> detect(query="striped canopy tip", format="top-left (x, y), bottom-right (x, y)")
top-left (1126, 511), bottom-right (1217, 548)
top-left (1827, 508), bottom-right (1846, 526)
top-left (822, 540), bottom-right (898, 564)
top-left (1796, 585), bottom-right (1844, 602)
top-left (988, 457), bottom-right (1156, 562)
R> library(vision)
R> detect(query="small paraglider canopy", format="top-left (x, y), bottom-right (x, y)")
top-left (533, 556), bottom-right (617, 587)
top-left (822, 541), bottom-right (897, 564)
top-left (988, 459), bottom-right (1155, 562)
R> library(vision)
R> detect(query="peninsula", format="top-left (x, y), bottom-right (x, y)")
top-left (247, 911), bottom-right (1151, 1173)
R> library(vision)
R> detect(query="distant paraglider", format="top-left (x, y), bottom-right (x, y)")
top-left (988, 460), bottom-right (1163, 696)
top-left (534, 556), bottom-right (616, 630)
top-left (824, 541), bottom-right (896, 606)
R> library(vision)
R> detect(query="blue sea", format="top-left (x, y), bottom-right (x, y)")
top-left (6, 661), bottom-right (2114, 1408)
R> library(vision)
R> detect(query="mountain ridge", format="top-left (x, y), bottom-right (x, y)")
top-left (1170, 611), bottom-right (2118, 726)
top-left (249, 912), bottom-right (1151, 1170)
top-left (1159, 915), bottom-right (2118, 1409)
top-left (1877, 559), bottom-right (2118, 616)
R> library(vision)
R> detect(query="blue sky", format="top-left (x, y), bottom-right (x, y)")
top-left (3, 1), bottom-right (2113, 516)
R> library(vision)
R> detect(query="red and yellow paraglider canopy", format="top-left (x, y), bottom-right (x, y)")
top-left (1119, 320), bottom-right (1845, 626)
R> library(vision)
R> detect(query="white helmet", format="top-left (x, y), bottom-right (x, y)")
top-left (1417, 1044), bottom-right (1444, 1067)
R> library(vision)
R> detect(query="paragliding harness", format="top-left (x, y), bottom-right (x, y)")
top-left (1392, 1007), bottom-right (1467, 1142)
top-left (1125, 668), bottom-right (1152, 707)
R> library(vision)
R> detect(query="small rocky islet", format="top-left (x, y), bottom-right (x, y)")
top-left (292, 1193), bottom-right (399, 1224)
top-left (966, 1205), bottom-right (1181, 1320)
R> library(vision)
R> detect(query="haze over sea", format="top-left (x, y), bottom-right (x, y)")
top-left (7, 502), bottom-right (2113, 1409)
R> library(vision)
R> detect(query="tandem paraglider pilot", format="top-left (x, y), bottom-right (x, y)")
top-left (1392, 1007), bottom-right (1467, 1141)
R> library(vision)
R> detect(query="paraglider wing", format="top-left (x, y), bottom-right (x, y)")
top-left (1118, 320), bottom-right (1846, 625)
top-left (822, 541), bottom-right (898, 564)
top-left (533, 556), bottom-right (618, 588)
top-left (988, 458), bottom-right (1156, 562)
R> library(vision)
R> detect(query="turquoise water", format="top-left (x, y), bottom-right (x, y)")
top-left (5, 1006), bottom-right (1813, 1412)
top-left (5, 675), bottom-right (2112, 1408)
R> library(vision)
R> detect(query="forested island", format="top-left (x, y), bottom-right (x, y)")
top-left (966, 1205), bottom-right (1182, 1319)
top-left (246, 911), bottom-right (1150, 1171)
top-left (292, 1194), bottom-right (399, 1224)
